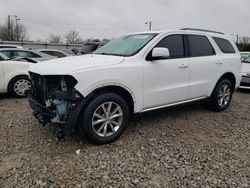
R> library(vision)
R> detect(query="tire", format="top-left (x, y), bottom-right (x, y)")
top-left (8, 76), bottom-right (31, 98)
top-left (209, 79), bottom-right (233, 112)
top-left (78, 93), bottom-right (129, 145)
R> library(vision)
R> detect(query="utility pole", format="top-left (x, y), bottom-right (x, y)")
top-left (145, 21), bottom-right (152, 31)
top-left (8, 15), bottom-right (10, 40)
top-left (7, 15), bottom-right (17, 40)
top-left (16, 18), bottom-right (20, 41)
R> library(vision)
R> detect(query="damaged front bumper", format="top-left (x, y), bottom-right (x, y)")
top-left (26, 72), bottom-right (86, 136)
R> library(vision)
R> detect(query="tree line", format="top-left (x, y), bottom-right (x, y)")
top-left (0, 17), bottom-right (109, 44)
top-left (0, 16), bottom-right (249, 50)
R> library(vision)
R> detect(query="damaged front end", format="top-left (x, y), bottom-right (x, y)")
top-left (26, 72), bottom-right (84, 137)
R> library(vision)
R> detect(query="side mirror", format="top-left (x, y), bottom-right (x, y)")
top-left (151, 47), bottom-right (170, 60)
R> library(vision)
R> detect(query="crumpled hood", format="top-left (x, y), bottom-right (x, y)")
top-left (241, 62), bottom-right (250, 75)
top-left (28, 54), bottom-right (124, 75)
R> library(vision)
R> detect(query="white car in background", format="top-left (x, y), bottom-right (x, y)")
top-left (0, 52), bottom-right (37, 97)
top-left (240, 56), bottom-right (250, 89)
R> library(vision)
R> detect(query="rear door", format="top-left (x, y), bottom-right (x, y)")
top-left (186, 34), bottom-right (223, 99)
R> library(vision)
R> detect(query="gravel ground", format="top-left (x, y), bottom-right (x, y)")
top-left (0, 91), bottom-right (250, 187)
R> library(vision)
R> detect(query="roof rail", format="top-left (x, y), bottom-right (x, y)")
top-left (181, 28), bottom-right (224, 35)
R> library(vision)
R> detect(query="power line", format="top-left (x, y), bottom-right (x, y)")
top-left (21, 18), bottom-right (146, 31)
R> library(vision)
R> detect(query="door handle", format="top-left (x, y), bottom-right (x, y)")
top-left (178, 63), bottom-right (188, 68)
top-left (216, 62), bottom-right (223, 65)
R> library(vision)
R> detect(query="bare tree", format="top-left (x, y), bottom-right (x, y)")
top-left (65, 30), bottom-right (81, 44)
top-left (240, 36), bottom-right (250, 45)
top-left (0, 17), bottom-right (28, 41)
top-left (48, 33), bottom-right (61, 43)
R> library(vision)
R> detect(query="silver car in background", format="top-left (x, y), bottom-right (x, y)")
top-left (240, 56), bottom-right (250, 89)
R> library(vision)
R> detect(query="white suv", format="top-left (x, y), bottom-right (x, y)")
top-left (27, 28), bottom-right (241, 145)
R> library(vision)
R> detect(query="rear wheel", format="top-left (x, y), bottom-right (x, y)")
top-left (8, 76), bottom-right (31, 97)
top-left (78, 93), bottom-right (129, 145)
top-left (209, 79), bottom-right (233, 112)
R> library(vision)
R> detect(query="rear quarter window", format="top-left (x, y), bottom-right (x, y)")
top-left (212, 37), bottom-right (236, 53)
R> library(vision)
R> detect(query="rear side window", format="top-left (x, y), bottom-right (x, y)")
top-left (44, 51), bottom-right (66, 58)
top-left (156, 34), bottom-right (185, 58)
top-left (213, 37), bottom-right (236, 53)
top-left (187, 35), bottom-right (215, 57)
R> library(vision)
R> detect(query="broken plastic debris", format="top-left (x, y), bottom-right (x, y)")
top-left (76, 149), bottom-right (80, 155)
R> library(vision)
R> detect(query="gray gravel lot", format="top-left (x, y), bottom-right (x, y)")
top-left (0, 91), bottom-right (250, 187)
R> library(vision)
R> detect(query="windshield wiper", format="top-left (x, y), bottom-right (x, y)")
top-left (94, 52), bottom-right (124, 57)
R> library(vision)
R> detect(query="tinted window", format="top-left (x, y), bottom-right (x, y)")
top-left (213, 37), bottom-right (236, 53)
top-left (187, 35), bottom-right (215, 57)
top-left (1, 51), bottom-right (11, 57)
top-left (41, 51), bottom-right (65, 58)
top-left (53, 51), bottom-right (66, 58)
top-left (80, 44), bottom-right (98, 54)
top-left (14, 51), bottom-right (40, 58)
top-left (156, 34), bottom-right (185, 58)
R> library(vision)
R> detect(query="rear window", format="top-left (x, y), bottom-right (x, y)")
top-left (187, 35), bottom-right (215, 57)
top-left (213, 37), bottom-right (236, 53)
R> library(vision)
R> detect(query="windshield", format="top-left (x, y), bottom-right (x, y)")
top-left (243, 56), bottom-right (250, 63)
top-left (94, 33), bottom-right (157, 56)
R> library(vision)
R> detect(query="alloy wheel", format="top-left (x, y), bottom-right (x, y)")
top-left (92, 102), bottom-right (123, 137)
top-left (217, 84), bottom-right (231, 108)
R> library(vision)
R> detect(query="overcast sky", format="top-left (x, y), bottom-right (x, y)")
top-left (0, 0), bottom-right (249, 41)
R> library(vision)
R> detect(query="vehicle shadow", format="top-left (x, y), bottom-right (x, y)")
top-left (238, 88), bottom-right (250, 93)
top-left (68, 99), bottom-right (209, 147)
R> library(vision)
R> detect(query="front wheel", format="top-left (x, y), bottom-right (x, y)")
top-left (78, 93), bottom-right (129, 145)
top-left (209, 79), bottom-right (233, 112)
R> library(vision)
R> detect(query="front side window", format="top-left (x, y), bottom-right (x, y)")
top-left (213, 37), bottom-right (236, 54)
top-left (156, 34), bottom-right (185, 58)
top-left (94, 34), bottom-right (157, 56)
top-left (187, 35), bottom-right (215, 57)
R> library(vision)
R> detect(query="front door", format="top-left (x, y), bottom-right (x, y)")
top-left (143, 34), bottom-right (190, 109)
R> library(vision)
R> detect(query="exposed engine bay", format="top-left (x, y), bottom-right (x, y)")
top-left (27, 72), bottom-right (83, 137)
